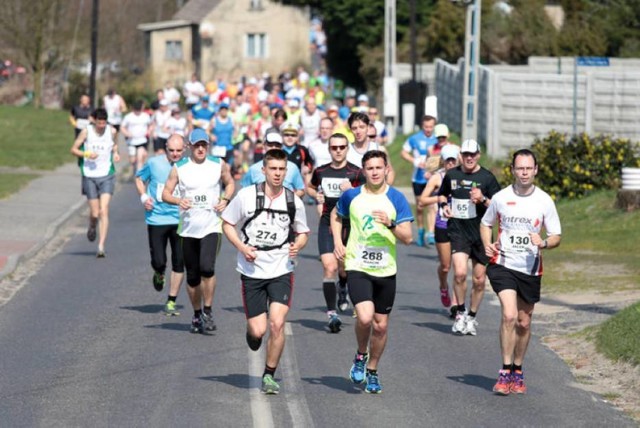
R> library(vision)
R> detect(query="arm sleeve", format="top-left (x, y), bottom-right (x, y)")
top-left (438, 172), bottom-right (452, 197)
top-left (390, 189), bottom-right (414, 224)
top-left (543, 196), bottom-right (562, 235)
top-left (310, 169), bottom-right (320, 188)
top-left (481, 198), bottom-right (498, 227)
top-left (136, 162), bottom-right (150, 180)
top-left (293, 197), bottom-right (311, 233)
top-left (291, 168), bottom-right (305, 190)
top-left (221, 192), bottom-right (243, 225)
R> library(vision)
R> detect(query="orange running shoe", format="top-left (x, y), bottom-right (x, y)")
top-left (510, 370), bottom-right (527, 394)
top-left (492, 370), bottom-right (512, 395)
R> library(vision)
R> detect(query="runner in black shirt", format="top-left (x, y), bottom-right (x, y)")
top-left (438, 139), bottom-right (501, 336)
top-left (308, 132), bottom-right (364, 333)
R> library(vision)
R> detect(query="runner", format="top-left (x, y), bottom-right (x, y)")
top-left (480, 148), bottom-right (562, 395)
top-left (135, 134), bottom-right (186, 315)
top-left (162, 129), bottom-right (235, 334)
top-left (308, 133), bottom-right (365, 332)
top-left (331, 150), bottom-right (413, 394)
top-left (241, 133), bottom-right (306, 198)
top-left (150, 99), bottom-right (172, 154)
top-left (120, 100), bottom-right (152, 175)
top-left (70, 94), bottom-right (93, 138)
top-left (401, 115), bottom-right (437, 247)
top-left (280, 121), bottom-right (313, 192)
top-left (163, 107), bottom-right (188, 137)
top-left (307, 117), bottom-right (334, 170)
top-left (418, 144), bottom-right (461, 316)
top-left (222, 149), bottom-right (310, 395)
top-left (367, 107), bottom-right (388, 145)
top-left (438, 139), bottom-right (501, 336)
top-left (70, 108), bottom-right (119, 258)
top-left (300, 97), bottom-right (325, 147)
top-left (183, 73), bottom-right (206, 111)
top-left (103, 88), bottom-right (127, 134)
top-left (210, 102), bottom-right (236, 168)
top-left (188, 95), bottom-right (216, 132)
top-left (346, 112), bottom-right (396, 184)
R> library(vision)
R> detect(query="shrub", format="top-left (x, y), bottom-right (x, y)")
top-left (498, 131), bottom-right (640, 200)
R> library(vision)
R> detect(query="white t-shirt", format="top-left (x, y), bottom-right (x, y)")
top-left (175, 156), bottom-right (223, 238)
top-left (153, 109), bottom-right (172, 139)
top-left (300, 109), bottom-right (322, 146)
top-left (122, 112), bottom-right (151, 146)
top-left (481, 185), bottom-right (561, 276)
top-left (163, 87), bottom-right (181, 109)
top-left (346, 141), bottom-right (381, 167)
top-left (82, 125), bottom-right (115, 178)
top-left (307, 139), bottom-right (331, 169)
top-left (222, 185), bottom-right (310, 279)
top-left (103, 95), bottom-right (124, 125)
top-left (183, 80), bottom-right (205, 105)
top-left (164, 116), bottom-right (187, 136)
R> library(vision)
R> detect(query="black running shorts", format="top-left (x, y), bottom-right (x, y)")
top-left (449, 232), bottom-right (489, 265)
top-left (487, 263), bottom-right (541, 304)
top-left (434, 226), bottom-right (449, 244)
top-left (317, 219), bottom-right (350, 255)
top-left (347, 271), bottom-right (396, 315)
top-left (181, 232), bottom-right (221, 286)
top-left (241, 273), bottom-right (293, 319)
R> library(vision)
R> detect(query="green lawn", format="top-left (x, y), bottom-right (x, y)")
top-left (0, 173), bottom-right (39, 199)
top-left (596, 301), bottom-right (640, 366)
top-left (0, 106), bottom-right (72, 170)
top-left (542, 190), bottom-right (640, 294)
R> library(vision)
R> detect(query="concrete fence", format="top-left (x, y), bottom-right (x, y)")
top-left (435, 57), bottom-right (640, 158)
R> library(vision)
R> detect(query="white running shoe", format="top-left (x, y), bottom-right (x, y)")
top-left (465, 316), bottom-right (478, 336)
top-left (452, 312), bottom-right (467, 335)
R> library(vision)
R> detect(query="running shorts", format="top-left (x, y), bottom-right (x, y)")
top-left (241, 273), bottom-right (294, 319)
top-left (82, 174), bottom-right (116, 199)
top-left (487, 263), bottom-right (541, 304)
top-left (347, 271), bottom-right (396, 315)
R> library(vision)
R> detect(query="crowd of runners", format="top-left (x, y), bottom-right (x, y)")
top-left (68, 71), bottom-right (562, 397)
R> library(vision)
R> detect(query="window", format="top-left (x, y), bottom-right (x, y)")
top-left (245, 33), bottom-right (267, 58)
top-left (165, 40), bottom-right (183, 60)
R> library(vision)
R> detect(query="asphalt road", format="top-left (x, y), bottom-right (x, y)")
top-left (0, 182), bottom-right (634, 427)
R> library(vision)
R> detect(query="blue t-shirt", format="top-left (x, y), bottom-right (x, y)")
top-left (240, 160), bottom-right (305, 191)
top-left (135, 155), bottom-right (180, 226)
top-left (191, 104), bottom-right (216, 124)
top-left (212, 116), bottom-right (234, 150)
top-left (402, 131), bottom-right (437, 184)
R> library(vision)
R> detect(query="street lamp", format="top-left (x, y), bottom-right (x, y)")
top-left (454, 0), bottom-right (481, 142)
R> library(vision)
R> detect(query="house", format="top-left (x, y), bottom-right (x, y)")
top-left (138, 0), bottom-right (311, 86)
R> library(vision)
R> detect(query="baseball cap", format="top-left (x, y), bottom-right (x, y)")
top-left (460, 139), bottom-right (480, 154)
top-left (280, 121), bottom-right (300, 134)
top-left (159, 99), bottom-right (169, 107)
top-left (287, 98), bottom-right (300, 108)
top-left (218, 102), bottom-right (229, 109)
top-left (328, 104), bottom-right (339, 112)
top-left (264, 132), bottom-right (283, 145)
top-left (201, 95), bottom-right (209, 102)
top-left (188, 128), bottom-right (210, 145)
top-left (357, 94), bottom-right (369, 103)
top-left (440, 144), bottom-right (460, 160)
top-left (434, 123), bottom-right (449, 138)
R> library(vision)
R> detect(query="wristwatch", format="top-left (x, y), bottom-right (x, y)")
top-left (387, 220), bottom-right (397, 230)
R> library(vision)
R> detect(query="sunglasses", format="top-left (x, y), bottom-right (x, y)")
top-left (368, 134), bottom-right (376, 138)
top-left (330, 145), bottom-right (348, 151)
top-left (283, 134), bottom-right (297, 138)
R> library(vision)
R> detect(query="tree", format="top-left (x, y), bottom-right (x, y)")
top-left (0, 0), bottom-right (69, 107)
top-left (506, 0), bottom-right (558, 63)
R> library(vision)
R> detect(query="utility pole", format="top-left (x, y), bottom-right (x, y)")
top-left (461, 0), bottom-right (481, 142)
top-left (383, 0), bottom-right (398, 141)
top-left (89, 0), bottom-right (99, 106)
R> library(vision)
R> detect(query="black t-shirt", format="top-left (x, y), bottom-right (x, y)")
top-left (438, 165), bottom-right (501, 241)
top-left (285, 145), bottom-right (313, 171)
top-left (70, 105), bottom-right (93, 128)
top-left (310, 162), bottom-right (364, 220)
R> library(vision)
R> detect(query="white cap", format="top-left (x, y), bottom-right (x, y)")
top-left (440, 144), bottom-right (460, 160)
top-left (460, 139), bottom-right (480, 154)
top-left (287, 98), bottom-right (300, 108)
top-left (280, 121), bottom-right (300, 133)
top-left (434, 123), bottom-right (449, 138)
top-left (357, 94), bottom-right (369, 103)
top-left (264, 132), bottom-right (283, 145)
top-left (159, 99), bottom-right (169, 106)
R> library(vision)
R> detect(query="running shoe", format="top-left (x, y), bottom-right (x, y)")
top-left (440, 288), bottom-right (451, 308)
top-left (202, 311), bottom-right (217, 331)
top-left (246, 331), bottom-right (262, 351)
top-left (152, 272), bottom-right (165, 292)
top-left (365, 372), bottom-right (382, 394)
top-left (190, 315), bottom-right (204, 334)
top-left (96, 250), bottom-right (106, 258)
top-left (449, 305), bottom-right (458, 319)
top-left (328, 313), bottom-right (342, 333)
top-left (452, 312), bottom-right (467, 335)
top-left (164, 300), bottom-right (179, 316)
top-left (416, 228), bottom-right (425, 247)
top-left (426, 232), bottom-right (436, 246)
top-left (87, 221), bottom-right (97, 242)
top-left (492, 370), bottom-right (512, 395)
top-left (349, 353), bottom-right (368, 384)
top-left (465, 315), bottom-right (478, 336)
top-left (510, 370), bottom-right (527, 394)
top-left (261, 374), bottom-right (280, 395)
top-left (337, 287), bottom-right (349, 312)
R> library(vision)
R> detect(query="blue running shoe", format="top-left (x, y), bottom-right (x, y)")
top-left (349, 353), bottom-right (368, 384)
top-left (365, 372), bottom-right (382, 394)
top-left (427, 232), bottom-right (435, 246)
top-left (416, 228), bottom-right (425, 247)
top-left (328, 313), bottom-right (342, 333)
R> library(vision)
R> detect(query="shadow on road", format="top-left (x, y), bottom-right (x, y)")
top-left (301, 376), bottom-right (363, 394)
top-left (199, 373), bottom-right (254, 389)
top-left (289, 318), bottom-right (332, 333)
top-left (297, 253), bottom-right (320, 261)
top-left (65, 251), bottom-right (99, 257)
top-left (221, 305), bottom-right (245, 313)
top-left (120, 304), bottom-right (167, 314)
top-left (412, 321), bottom-right (453, 334)
top-left (399, 305), bottom-right (449, 316)
top-left (446, 374), bottom-right (495, 392)
top-left (406, 252), bottom-right (439, 261)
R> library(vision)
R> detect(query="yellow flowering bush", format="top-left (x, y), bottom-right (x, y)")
top-left (499, 131), bottom-right (640, 200)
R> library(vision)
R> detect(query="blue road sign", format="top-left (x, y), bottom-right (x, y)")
top-left (577, 57), bottom-right (610, 67)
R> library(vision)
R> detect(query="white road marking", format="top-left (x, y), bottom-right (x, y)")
top-left (249, 346), bottom-right (274, 428)
top-left (281, 322), bottom-right (315, 428)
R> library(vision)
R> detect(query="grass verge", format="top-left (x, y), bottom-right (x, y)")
top-left (0, 173), bottom-right (40, 199)
top-left (0, 106), bottom-right (72, 170)
top-left (596, 301), bottom-right (640, 366)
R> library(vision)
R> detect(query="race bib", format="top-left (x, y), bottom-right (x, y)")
top-left (451, 197), bottom-right (477, 219)
top-left (155, 183), bottom-right (180, 202)
top-left (211, 146), bottom-right (227, 158)
top-left (76, 118), bottom-right (89, 129)
top-left (186, 190), bottom-right (213, 210)
top-left (503, 231), bottom-right (534, 254)
top-left (357, 245), bottom-right (390, 269)
top-left (321, 177), bottom-right (347, 198)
